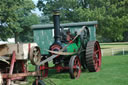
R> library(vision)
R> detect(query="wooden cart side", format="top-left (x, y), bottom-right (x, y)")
top-left (0, 43), bottom-right (38, 60)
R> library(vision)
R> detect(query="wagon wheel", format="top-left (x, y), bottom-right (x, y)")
top-left (69, 55), bottom-right (81, 79)
top-left (86, 41), bottom-right (101, 72)
top-left (39, 56), bottom-right (48, 77)
top-left (32, 80), bottom-right (46, 85)
top-left (80, 27), bottom-right (90, 48)
top-left (30, 46), bottom-right (41, 65)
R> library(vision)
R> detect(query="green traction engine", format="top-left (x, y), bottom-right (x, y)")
top-left (39, 10), bottom-right (102, 79)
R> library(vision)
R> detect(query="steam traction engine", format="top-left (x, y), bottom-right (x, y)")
top-left (39, 10), bottom-right (102, 79)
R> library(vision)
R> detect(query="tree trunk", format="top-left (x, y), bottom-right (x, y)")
top-left (15, 32), bottom-right (18, 43)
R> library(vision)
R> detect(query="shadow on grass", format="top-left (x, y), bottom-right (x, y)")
top-left (47, 69), bottom-right (70, 79)
top-left (47, 68), bottom-right (88, 79)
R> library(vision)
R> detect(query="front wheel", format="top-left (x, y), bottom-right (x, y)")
top-left (69, 55), bottom-right (81, 79)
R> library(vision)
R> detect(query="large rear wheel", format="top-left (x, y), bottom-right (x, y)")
top-left (86, 41), bottom-right (101, 72)
top-left (69, 55), bottom-right (81, 79)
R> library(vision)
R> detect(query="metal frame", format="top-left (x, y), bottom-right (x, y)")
top-left (1, 51), bottom-right (40, 85)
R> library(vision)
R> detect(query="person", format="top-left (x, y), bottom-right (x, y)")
top-left (66, 29), bottom-right (74, 42)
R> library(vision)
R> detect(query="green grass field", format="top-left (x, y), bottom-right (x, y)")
top-left (23, 42), bottom-right (128, 85)
top-left (25, 55), bottom-right (128, 85)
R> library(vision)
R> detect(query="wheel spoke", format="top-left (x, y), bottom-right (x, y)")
top-left (74, 70), bottom-right (77, 77)
top-left (74, 58), bottom-right (77, 65)
top-left (94, 50), bottom-right (99, 54)
top-left (73, 65), bottom-right (77, 69)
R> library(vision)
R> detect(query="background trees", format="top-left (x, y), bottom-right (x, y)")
top-left (37, 0), bottom-right (128, 42)
top-left (0, 0), bottom-right (40, 42)
top-left (0, 0), bottom-right (127, 42)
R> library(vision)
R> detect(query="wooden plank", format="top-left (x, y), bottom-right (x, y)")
top-left (0, 44), bottom-right (9, 56)
top-left (0, 43), bottom-right (38, 60)
top-left (0, 44), bottom-right (18, 57)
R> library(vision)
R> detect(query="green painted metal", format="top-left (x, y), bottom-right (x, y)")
top-left (31, 21), bottom-right (97, 54)
top-left (63, 43), bottom-right (78, 53)
top-left (33, 29), bottom-right (54, 54)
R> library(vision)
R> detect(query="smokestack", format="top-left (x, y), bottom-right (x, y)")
top-left (53, 10), bottom-right (60, 42)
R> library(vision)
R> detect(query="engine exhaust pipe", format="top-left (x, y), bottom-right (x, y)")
top-left (53, 10), bottom-right (60, 43)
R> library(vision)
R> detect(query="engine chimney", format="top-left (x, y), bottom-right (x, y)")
top-left (53, 10), bottom-right (60, 43)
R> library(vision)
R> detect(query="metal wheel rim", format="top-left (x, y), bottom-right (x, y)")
top-left (93, 41), bottom-right (101, 72)
top-left (69, 55), bottom-right (81, 79)
top-left (74, 57), bottom-right (81, 78)
top-left (30, 46), bottom-right (41, 65)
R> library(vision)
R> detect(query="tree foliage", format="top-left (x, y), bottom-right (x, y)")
top-left (38, 0), bottom-right (128, 42)
top-left (0, 0), bottom-right (40, 42)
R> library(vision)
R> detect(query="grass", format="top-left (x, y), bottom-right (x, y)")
top-left (24, 55), bottom-right (128, 85)
top-left (22, 42), bottom-right (128, 85)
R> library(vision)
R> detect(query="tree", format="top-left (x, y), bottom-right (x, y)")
top-left (0, 0), bottom-right (40, 42)
top-left (18, 14), bottom-right (40, 42)
top-left (37, 0), bottom-right (128, 42)
top-left (37, 0), bottom-right (83, 22)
